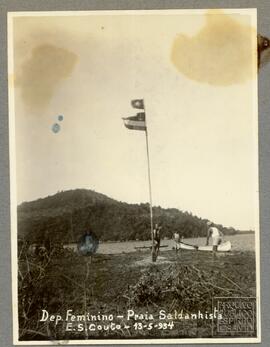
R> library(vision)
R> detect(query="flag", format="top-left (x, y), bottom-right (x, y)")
top-left (122, 112), bottom-right (146, 131)
top-left (131, 99), bottom-right (144, 109)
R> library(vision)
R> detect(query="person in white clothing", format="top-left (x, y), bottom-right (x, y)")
top-left (174, 232), bottom-right (180, 243)
top-left (206, 221), bottom-right (223, 252)
top-left (173, 232), bottom-right (180, 252)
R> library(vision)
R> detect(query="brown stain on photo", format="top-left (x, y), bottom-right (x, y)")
top-left (15, 44), bottom-right (78, 111)
top-left (171, 10), bottom-right (257, 86)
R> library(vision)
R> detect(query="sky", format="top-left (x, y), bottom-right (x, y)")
top-left (10, 10), bottom-right (258, 230)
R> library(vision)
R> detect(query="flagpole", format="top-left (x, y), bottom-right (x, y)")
top-left (144, 110), bottom-right (155, 261)
top-left (123, 98), bottom-right (155, 261)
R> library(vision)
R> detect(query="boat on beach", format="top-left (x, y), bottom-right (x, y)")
top-left (178, 240), bottom-right (232, 252)
top-left (135, 245), bottom-right (168, 250)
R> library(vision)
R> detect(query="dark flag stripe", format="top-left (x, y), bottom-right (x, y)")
top-left (123, 117), bottom-right (146, 131)
top-left (124, 123), bottom-right (146, 131)
top-left (123, 112), bottom-right (145, 122)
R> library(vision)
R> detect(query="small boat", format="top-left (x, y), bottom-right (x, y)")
top-left (178, 240), bottom-right (231, 252)
top-left (135, 245), bottom-right (168, 250)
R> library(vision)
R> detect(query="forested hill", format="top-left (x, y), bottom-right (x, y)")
top-left (18, 189), bottom-right (248, 243)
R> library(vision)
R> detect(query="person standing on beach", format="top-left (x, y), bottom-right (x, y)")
top-left (153, 223), bottom-right (162, 257)
top-left (174, 231), bottom-right (180, 243)
top-left (173, 231), bottom-right (181, 252)
top-left (206, 221), bottom-right (223, 252)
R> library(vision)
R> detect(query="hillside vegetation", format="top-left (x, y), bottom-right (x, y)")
top-left (18, 189), bottom-right (250, 243)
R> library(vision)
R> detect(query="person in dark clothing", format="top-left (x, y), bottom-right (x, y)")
top-left (153, 223), bottom-right (162, 255)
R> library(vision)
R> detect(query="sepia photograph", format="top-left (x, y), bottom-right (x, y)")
top-left (8, 9), bottom-right (260, 344)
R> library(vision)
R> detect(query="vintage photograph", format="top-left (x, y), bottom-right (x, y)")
top-left (8, 9), bottom-right (260, 344)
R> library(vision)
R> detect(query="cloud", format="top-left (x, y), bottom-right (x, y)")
top-left (171, 11), bottom-right (257, 86)
top-left (15, 44), bottom-right (78, 111)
